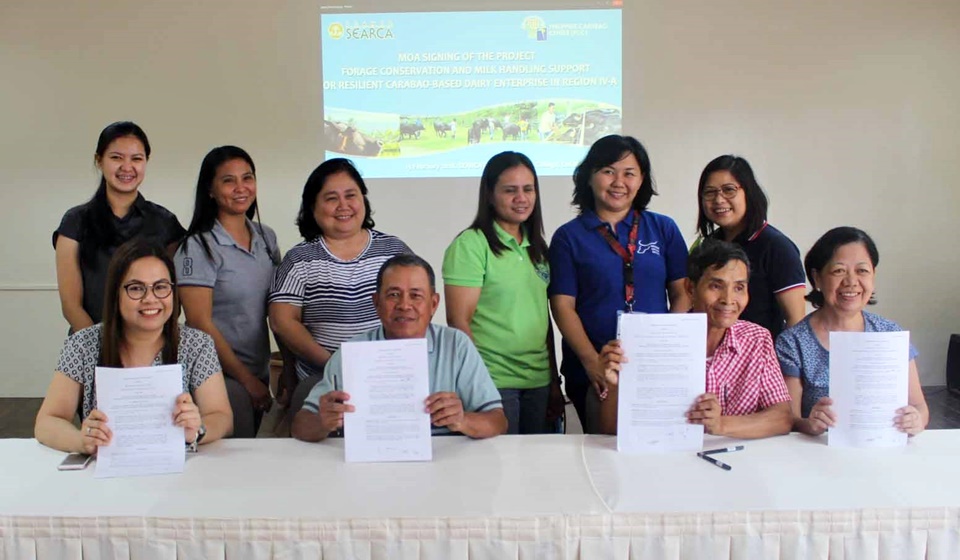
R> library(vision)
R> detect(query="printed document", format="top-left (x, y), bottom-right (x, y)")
top-left (828, 331), bottom-right (909, 448)
top-left (94, 365), bottom-right (185, 478)
top-left (617, 313), bottom-right (706, 454)
top-left (342, 338), bottom-right (432, 462)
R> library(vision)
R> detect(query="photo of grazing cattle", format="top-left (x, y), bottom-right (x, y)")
top-left (398, 121), bottom-right (424, 140)
top-left (322, 101), bottom-right (621, 159)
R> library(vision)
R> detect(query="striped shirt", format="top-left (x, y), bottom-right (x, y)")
top-left (707, 320), bottom-right (791, 416)
top-left (269, 230), bottom-right (411, 380)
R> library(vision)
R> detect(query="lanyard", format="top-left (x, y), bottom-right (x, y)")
top-left (596, 210), bottom-right (639, 312)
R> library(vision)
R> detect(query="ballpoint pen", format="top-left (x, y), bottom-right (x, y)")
top-left (700, 445), bottom-right (744, 456)
top-left (696, 452), bottom-right (732, 471)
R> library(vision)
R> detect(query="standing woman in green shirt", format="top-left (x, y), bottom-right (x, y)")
top-left (442, 151), bottom-right (561, 434)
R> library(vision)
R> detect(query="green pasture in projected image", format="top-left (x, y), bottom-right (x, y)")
top-left (394, 99), bottom-right (621, 156)
top-left (325, 100), bottom-right (621, 157)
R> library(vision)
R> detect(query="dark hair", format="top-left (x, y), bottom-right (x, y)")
top-left (100, 238), bottom-right (180, 368)
top-left (467, 151), bottom-right (548, 264)
top-left (296, 158), bottom-right (375, 241)
top-left (687, 239), bottom-right (751, 284)
top-left (696, 155), bottom-right (769, 239)
top-left (572, 135), bottom-right (657, 214)
top-left (376, 254), bottom-right (436, 292)
top-left (804, 226), bottom-right (880, 308)
top-left (79, 121), bottom-right (154, 266)
top-left (182, 146), bottom-right (276, 263)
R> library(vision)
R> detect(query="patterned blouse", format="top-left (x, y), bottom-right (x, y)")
top-left (776, 311), bottom-right (918, 418)
top-left (56, 324), bottom-right (222, 420)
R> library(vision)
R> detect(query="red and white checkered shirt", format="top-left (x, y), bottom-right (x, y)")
top-left (706, 320), bottom-right (791, 416)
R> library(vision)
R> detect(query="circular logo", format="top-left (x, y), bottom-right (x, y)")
top-left (521, 16), bottom-right (545, 39)
top-left (328, 23), bottom-right (344, 40)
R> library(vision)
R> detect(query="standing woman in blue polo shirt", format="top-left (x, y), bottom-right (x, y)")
top-left (442, 151), bottom-right (562, 434)
top-left (54, 122), bottom-right (185, 333)
top-left (695, 155), bottom-right (805, 337)
top-left (549, 135), bottom-right (690, 432)
top-left (175, 146), bottom-right (281, 438)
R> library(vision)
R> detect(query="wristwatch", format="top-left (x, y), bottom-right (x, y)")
top-left (186, 424), bottom-right (207, 453)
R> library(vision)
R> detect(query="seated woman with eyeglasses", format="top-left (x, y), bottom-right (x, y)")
top-left (35, 239), bottom-right (232, 454)
top-left (695, 155), bottom-right (806, 338)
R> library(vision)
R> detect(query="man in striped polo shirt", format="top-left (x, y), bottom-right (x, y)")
top-left (292, 254), bottom-right (507, 442)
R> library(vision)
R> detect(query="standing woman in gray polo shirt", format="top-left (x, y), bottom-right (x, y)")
top-left (175, 146), bottom-right (281, 438)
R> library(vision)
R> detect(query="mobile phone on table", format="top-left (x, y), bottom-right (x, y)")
top-left (57, 453), bottom-right (93, 471)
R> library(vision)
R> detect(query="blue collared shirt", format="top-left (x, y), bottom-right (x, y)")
top-left (548, 209), bottom-right (688, 383)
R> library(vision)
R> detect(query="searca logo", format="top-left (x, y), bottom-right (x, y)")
top-left (328, 21), bottom-right (396, 40)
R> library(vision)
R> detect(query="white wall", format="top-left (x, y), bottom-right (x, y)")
top-left (1, 0), bottom-right (958, 396)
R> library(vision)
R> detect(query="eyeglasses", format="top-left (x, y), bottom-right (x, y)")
top-left (123, 281), bottom-right (174, 300)
top-left (701, 185), bottom-right (741, 201)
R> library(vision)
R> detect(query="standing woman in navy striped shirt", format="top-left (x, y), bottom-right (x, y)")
top-left (696, 155), bottom-right (806, 337)
top-left (269, 159), bottom-right (411, 414)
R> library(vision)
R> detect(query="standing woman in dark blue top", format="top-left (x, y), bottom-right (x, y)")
top-left (696, 155), bottom-right (805, 337)
top-left (549, 135), bottom-right (690, 432)
top-left (54, 122), bottom-right (185, 332)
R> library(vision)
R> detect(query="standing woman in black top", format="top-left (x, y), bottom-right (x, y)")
top-left (696, 155), bottom-right (806, 337)
top-left (54, 122), bottom-right (185, 332)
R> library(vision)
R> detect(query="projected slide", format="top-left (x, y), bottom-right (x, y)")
top-left (320, 7), bottom-right (622, 178)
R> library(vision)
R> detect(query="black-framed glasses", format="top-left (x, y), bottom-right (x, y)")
top-left (123, 281), bottom-right (174, 300)
top-left (701, 185), bottom-right (741, 201)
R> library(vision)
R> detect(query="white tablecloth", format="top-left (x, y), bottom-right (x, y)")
top-left (2, 432), bottom-right (959, 559)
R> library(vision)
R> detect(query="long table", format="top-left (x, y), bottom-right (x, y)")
top-left (2, 431), bottom-right (959, 559)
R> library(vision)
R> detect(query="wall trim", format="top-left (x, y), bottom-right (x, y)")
top-left (0, 285), bottom-right (58, 292)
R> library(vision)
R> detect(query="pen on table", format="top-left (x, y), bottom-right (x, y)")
top-left (697, 452), bottom-right (732, 471)
top-left (700, 445), bottom-right (744, 456)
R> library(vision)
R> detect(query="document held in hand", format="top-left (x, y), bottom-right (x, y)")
top-left (94, 365), bottom-right (185, 478)
top-left (616, 313), bottom-right (706, 454)
top-left (828, 331), bottom-right (909, 448)
top-left (342, 338), bottom-right (432, 462)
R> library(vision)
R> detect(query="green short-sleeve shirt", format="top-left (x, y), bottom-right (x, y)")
top-left (442, 224), bottom-right (551, 389)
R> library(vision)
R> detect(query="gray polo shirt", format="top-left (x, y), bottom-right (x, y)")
top-left (175, 219), bottom-right (280, 380)
top-left (302, 323), bottom-right (503, 435)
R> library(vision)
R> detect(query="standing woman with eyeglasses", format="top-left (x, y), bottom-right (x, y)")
top-left (36, 239), bottom-right (232, 454)
top-left (175, 146), bottom-right (281, 438)
top-left (696, 155), bottom-right (806, 337)
top-left (54, 122), bottom-right (186, 333)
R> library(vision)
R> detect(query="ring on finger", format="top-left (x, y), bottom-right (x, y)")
top-left (86, 426), bottom-right (92, 435)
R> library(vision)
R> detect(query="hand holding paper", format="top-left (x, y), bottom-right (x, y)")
top-left (173, 393), bottom-right (202, 443)
top-left (425, 392), bottom-right (465, 431)
top-left (686, 393), bottom-right (722, 435)
top-left (599, 340), bottom-right (627, 387)
top-left (318, 390), bottom-right (356, 434)
top-left (79, 409), bottom-right (113, 454)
